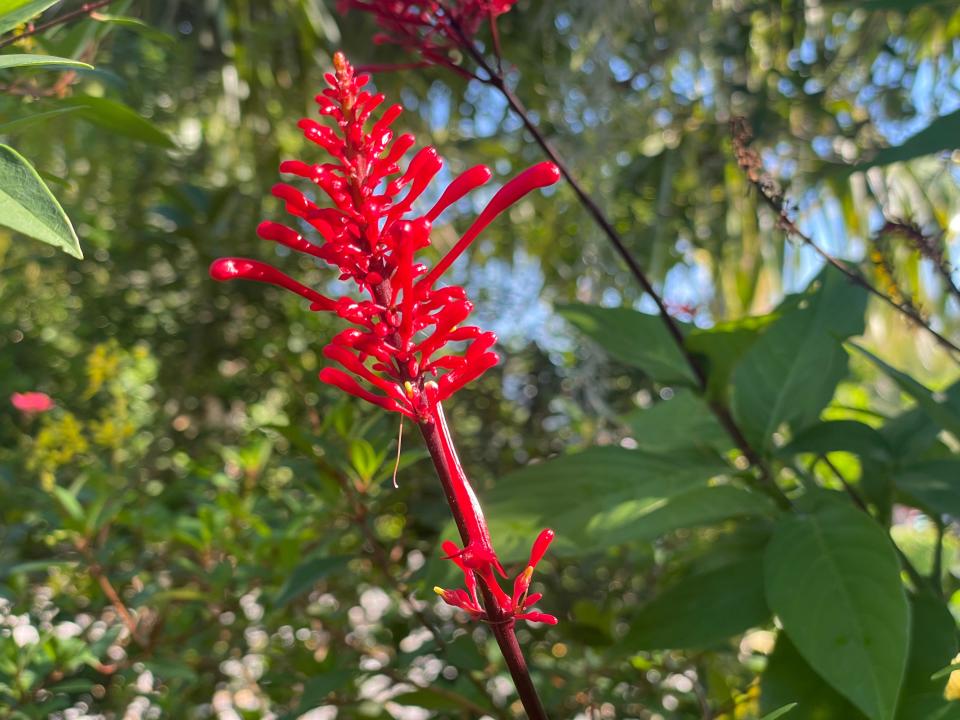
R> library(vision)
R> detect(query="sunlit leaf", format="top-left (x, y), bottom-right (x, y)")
top-left (764, 497), bottom-right (909, 720)
top-left (0, 143), bottom-right (81, 258)
top-left (0, 0), bottom-right (61, 35)
top-left (0, 53), bottom-right (91, 70)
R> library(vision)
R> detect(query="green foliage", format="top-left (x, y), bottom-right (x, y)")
top-left (0, 143), bottom-right (81, 258)
top-left (764, 497), bottom-right (909, 720)
top-left (731, 268), bottom-right (868, 452)
top-left (1, 0), bottom-right (959, 718)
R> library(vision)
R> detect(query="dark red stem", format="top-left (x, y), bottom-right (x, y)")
top-left (417, 408), bottom-right (550, 720)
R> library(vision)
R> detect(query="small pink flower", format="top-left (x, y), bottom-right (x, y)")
top-left (11, 392), bottom-right (55, 415)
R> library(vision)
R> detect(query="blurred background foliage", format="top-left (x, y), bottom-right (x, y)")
top-left (1, 0), bottom-right (960, 718)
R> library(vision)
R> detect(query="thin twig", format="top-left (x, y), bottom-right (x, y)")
top-left (75, 538), bottom-right (141, 643)
top-left (0, 0), bottom-right (116, 50)
top-left (730, 117), bottom-right (960, 360)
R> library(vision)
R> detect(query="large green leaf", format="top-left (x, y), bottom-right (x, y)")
top-left (0, 0), bottom-right (60, 35)
top-left (764, 499), bottom-right (909, 720)
top-left (474, 446), bottom-right (772, 561)
top-left (55, 96), bottom-right (176, 148)
top-left (852, 345), bottom-right (960, 440)
top-left (894, 460), bottom-right (960, 518)
top-left (761, 633), bottom-right (867, 720)
top-left (0, 143), bottom-right (82, 258)
top-left (624, 550), bottom-right (770, 650)
top-left (732, 268), bottom-right (867, 452)
top-left (623, 388), bottom-right (731, 452)
top-left (854, 109), bottom-right (960, 169)
top-left (896, 594), bottom-right (960, 720)
top-left (0, 54), bottom-right (91, 70)
top-left (781, 420), bottom-right (893, 463)
top-left (685, 312), bottom-right (778, 402)
top-left (557, 303), bottom-right (698, 386)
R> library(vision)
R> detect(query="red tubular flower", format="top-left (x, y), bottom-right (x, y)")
top-left (436, 527), bottom-right (557, 625)
top-left (337, 1), bottom-right (517, 71)
top-left (210, 52), bottom-right (559, 632)
top-left (210, 52), bottom-right (558, 423)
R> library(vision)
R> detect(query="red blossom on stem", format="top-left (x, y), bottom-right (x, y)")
top-left (435, 527), bottom-right (557, 625)
top-left (338, 0), bottom-right (516, 74)
top-left (209, 53), bottom-right (559, 632)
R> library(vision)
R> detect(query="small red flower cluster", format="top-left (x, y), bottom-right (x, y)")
top-left (210, 52), bottom-right (558, 421)
top-left (338, 0), bottom-right (516, 67)
top-left (10, 391), bottom-right (55, 415)
top-left (435, 528), bottom-right (557, 625)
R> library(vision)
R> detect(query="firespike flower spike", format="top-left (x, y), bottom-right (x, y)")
top-left (209, 51), bottom-right (559, 425)
top-left (209, 52), bottom-right (559, 720)
top-left (338, 1), bottom-right (517, 73)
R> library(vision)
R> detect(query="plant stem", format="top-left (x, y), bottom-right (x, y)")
top-left (418, 404), bottom-right (550, 720)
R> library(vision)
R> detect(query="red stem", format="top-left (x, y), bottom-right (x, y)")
top-left (417, 406), bottom-right (550, 720)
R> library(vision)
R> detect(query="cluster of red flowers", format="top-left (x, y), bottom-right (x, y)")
top-left (211, 52), bottom-right (558, 422)
top-left (337, 0), bottom-right (515, 69)
top-left (435, 528), bottom-right (557, 625)
top-left (210, 52), bottom-right (557, 626)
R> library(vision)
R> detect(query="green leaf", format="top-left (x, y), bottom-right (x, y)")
top-left (273, 555), bottom-right (349, 607)
top-left (624, 550), bottom-right (770, 651)
top-left (50, 484), bottom-right (83, 522)
top-left (760, 704), bottom-right (799, 720)
top-left (0, 0), bottom-right (60, 35)
top-left (623, 389), bottom-right (731, 452)
top-left (852, 345), bottom-right (960, 440)
top-left (89, 14), bottom-right (175, 44)
top-left (0, 143), bottom-right (81, 258)
top-left (732, 268), bottom-right (867, 452)
top-left (761, 633), bottom-right (867, 720)
top-left (475, 446), bottom-right (771, 561)
top-left (0, 105), bottom-right (86, 133)
top-left (854, 109), bottom-right (960, 169)
top-left (894, 460), bottom-right (960, 518)
top-left (54, 96), bottom-right (175, 149)
top-left (781, 420), bottom-right (893, 463)
top-left (764, 499), bottom-right (909, 720)
top-left (557, 303), bottom-right (698, 385)
top-left (896, 594), bottom-right (960, 720)
top-left (685, 312), bottom-right (777, 402)
top-left (0, 54), bottom-right (92, 70)
top-left (931, 664), bottom-right (960, 682)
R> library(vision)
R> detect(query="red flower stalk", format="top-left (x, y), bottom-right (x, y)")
top-left (337, 0), bottom-right (516, 74)
top-left (211, 51), bottom-right (558, 719)
top-left (211, 50), bottom-right (557, 604)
